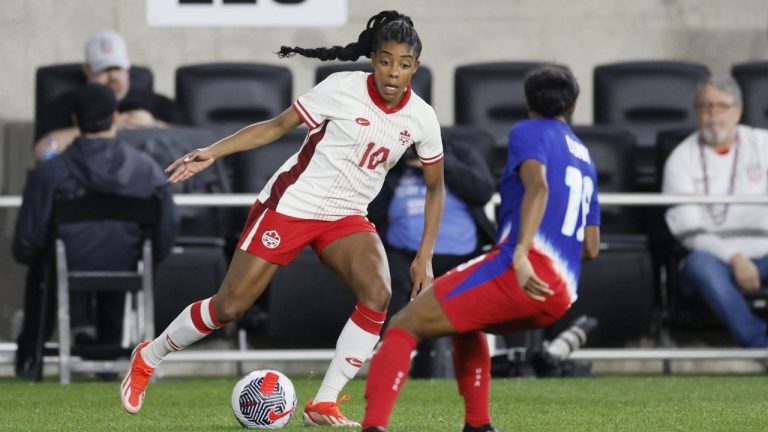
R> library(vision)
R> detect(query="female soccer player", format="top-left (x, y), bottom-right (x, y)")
top-left (120, 11), bottom-right (445, 427)
top-left (360, 65), bottom-right (601, 432)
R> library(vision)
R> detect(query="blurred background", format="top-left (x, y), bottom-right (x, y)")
top-left (1, 0), bottom-right (768, 374)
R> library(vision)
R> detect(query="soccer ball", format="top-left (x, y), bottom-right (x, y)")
top-left (231, 369), bottom-right (298, 429)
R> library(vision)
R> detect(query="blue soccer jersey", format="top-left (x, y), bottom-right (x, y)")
top-left (497, 119), bottom-right (600, 301)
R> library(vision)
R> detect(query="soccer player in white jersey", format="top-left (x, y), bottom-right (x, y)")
top-left (120, 10), bottom-right (444, 426)
top-left (361, 65), bottom-right (601, 432)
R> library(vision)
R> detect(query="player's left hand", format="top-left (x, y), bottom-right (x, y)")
top-left (409, 255), bottom-right (434, 300)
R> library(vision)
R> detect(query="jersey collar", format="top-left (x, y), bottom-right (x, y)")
top-left (366, 73), bottom-right (411, 114)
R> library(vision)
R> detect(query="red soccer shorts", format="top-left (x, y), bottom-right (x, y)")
top-left (237, 201), bottom-right (377, 265)
top-left (434, 247), bottom-right (572, 334)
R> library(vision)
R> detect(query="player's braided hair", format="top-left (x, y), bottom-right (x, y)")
top-left (276, 10), bottom-right (422, 61)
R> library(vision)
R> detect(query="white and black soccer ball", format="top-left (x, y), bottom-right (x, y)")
top-left (231, 369), bottom-right (298, 429)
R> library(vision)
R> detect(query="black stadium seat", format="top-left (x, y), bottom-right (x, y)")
top-left (454, 62), bottom-right (560, 147)
top-left (439, 125), bottom-right (497, 180)
top-left (176, 63), bottom-right (292, 138)
top-left (547, 240), bottom-right (655, 345)
top-left (731, 61), bottom-right (768, 128)
top-left (230, 129), bottom-right (306, 194)
top-left (573, 125), bottom-right (642, 234)
top-left (593, 61), bottom-right (710, 188)
top-left (314, 62), bottom-right (433, 104)
top-left (267, 248), bottom-right (356, 346)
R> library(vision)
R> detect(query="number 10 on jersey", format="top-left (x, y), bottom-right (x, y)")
top-left (358, 142), bottom-right (390, 170)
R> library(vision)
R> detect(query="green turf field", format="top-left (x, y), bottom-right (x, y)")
top-left (0, 375), bottom-right (766, 431)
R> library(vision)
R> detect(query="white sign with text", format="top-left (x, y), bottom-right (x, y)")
top-left (147, 0), bottom-right (347, 27)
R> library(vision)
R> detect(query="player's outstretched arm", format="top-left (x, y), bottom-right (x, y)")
top-left (165, 108), bottom-right (302, 184)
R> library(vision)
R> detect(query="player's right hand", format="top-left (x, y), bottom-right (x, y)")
top-left (165, 148), bottom-right (215, 184)
top-left (513, 248), bottom-right (553, 302)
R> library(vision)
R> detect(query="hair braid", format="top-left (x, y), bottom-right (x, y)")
top-left (276, 10), bottom-right (420, 62)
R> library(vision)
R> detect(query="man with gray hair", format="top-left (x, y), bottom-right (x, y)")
top-left (663, 76), bottom-right (768, 348)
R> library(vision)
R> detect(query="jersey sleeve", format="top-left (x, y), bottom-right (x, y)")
top-left (292, 73), bottom-right (344, 129)
top-left (414, 108), bottom-right (443, 165)
top-left (507, 124), bottom-right (548, 172)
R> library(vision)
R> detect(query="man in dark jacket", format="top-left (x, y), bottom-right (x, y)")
top-left (13, 83), bottom-right (177, 378)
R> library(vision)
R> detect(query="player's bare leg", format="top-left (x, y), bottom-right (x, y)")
top-left (121, 250), bottom-right (278, 414)
top-left (301, 232), bottom-right (391, 427)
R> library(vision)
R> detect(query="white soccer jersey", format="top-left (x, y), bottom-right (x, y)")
top-left (257, 71), bottom-right (443, 221)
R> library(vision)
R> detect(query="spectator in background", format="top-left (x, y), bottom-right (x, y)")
top-left (13, 83), bottom-right (177, 379)
top-left (663, 76), bottom-right (768, 348)
top-left (369, 136), bottom-right (496, 377)
top-left (34, 31), bottom-right (183, 161)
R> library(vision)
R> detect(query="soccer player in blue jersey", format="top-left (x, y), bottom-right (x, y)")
top-left (361, 65), bottom-right (601, 432)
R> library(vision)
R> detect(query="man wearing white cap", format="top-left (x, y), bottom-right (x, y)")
top-left (34, 31), bottom-right (179, 161)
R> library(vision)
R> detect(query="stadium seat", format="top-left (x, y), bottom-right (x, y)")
top-left (229, 129), bottom-right (305, 195)
top-left (439, 125), bottom-right (497, 180)
top-left (314, 62), bottom-right (433, 104)
top-left (454, 62), bottom-right (561, 147)
top-left (546, 240), bottom-right (655, 345)
top-left (43, 193), bottom-right (159, 384)
top-left (267, 248), bottom-right (357, 346)
top-left (154, 237), bottom-right (228, 332)
top-left (175, 63), bottom-right (292, 138)
top-left (573, 125), bottom-right (643, 234)
top-left (34, 63), bottom-right (154, 139)
top-left (593, 61), bottom-right (710, 188)
top-left (731, 61), bottom-right (768, 128)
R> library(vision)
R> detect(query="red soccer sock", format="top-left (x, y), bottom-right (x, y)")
top-left (362, 327), bottom-right (416, 430)
top-left (452, 332), bottom-right (491, 428)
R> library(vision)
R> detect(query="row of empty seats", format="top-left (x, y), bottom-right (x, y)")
top-left (36, 60), bottom-right (768, 188)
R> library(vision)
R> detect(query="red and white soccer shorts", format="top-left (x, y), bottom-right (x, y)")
top-left (237, 201), bottom-right (377, 265)
top-left (434, 247), bottom-right (572, 334)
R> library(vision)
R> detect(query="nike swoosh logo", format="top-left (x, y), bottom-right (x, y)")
top-left (268, 408), bottom-right (293, 422)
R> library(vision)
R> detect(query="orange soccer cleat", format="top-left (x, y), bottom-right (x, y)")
top-left (120, 341), bottom-right (155, 414)
top-left (302, 395), bottom-right (360, 427)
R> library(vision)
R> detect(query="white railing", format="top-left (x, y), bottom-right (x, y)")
top-left (1, 193), bottom-right (768, 209)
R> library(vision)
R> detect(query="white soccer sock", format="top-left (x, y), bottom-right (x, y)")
top-left (140, 296), bottom-right (224, 368)
top-left (314, 303), bottom-right (386, 403)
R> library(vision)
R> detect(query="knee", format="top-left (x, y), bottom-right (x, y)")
top-left (681, 251), bottom-right (722, 280)
top-left (212, 296), bottom-right (245, 324)
top-left (387, 313), bottom-right (420, 341)
top-left (357, 283), bottom-right (391, 312)
top-left (683, 250), bottom-right (718, 269)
